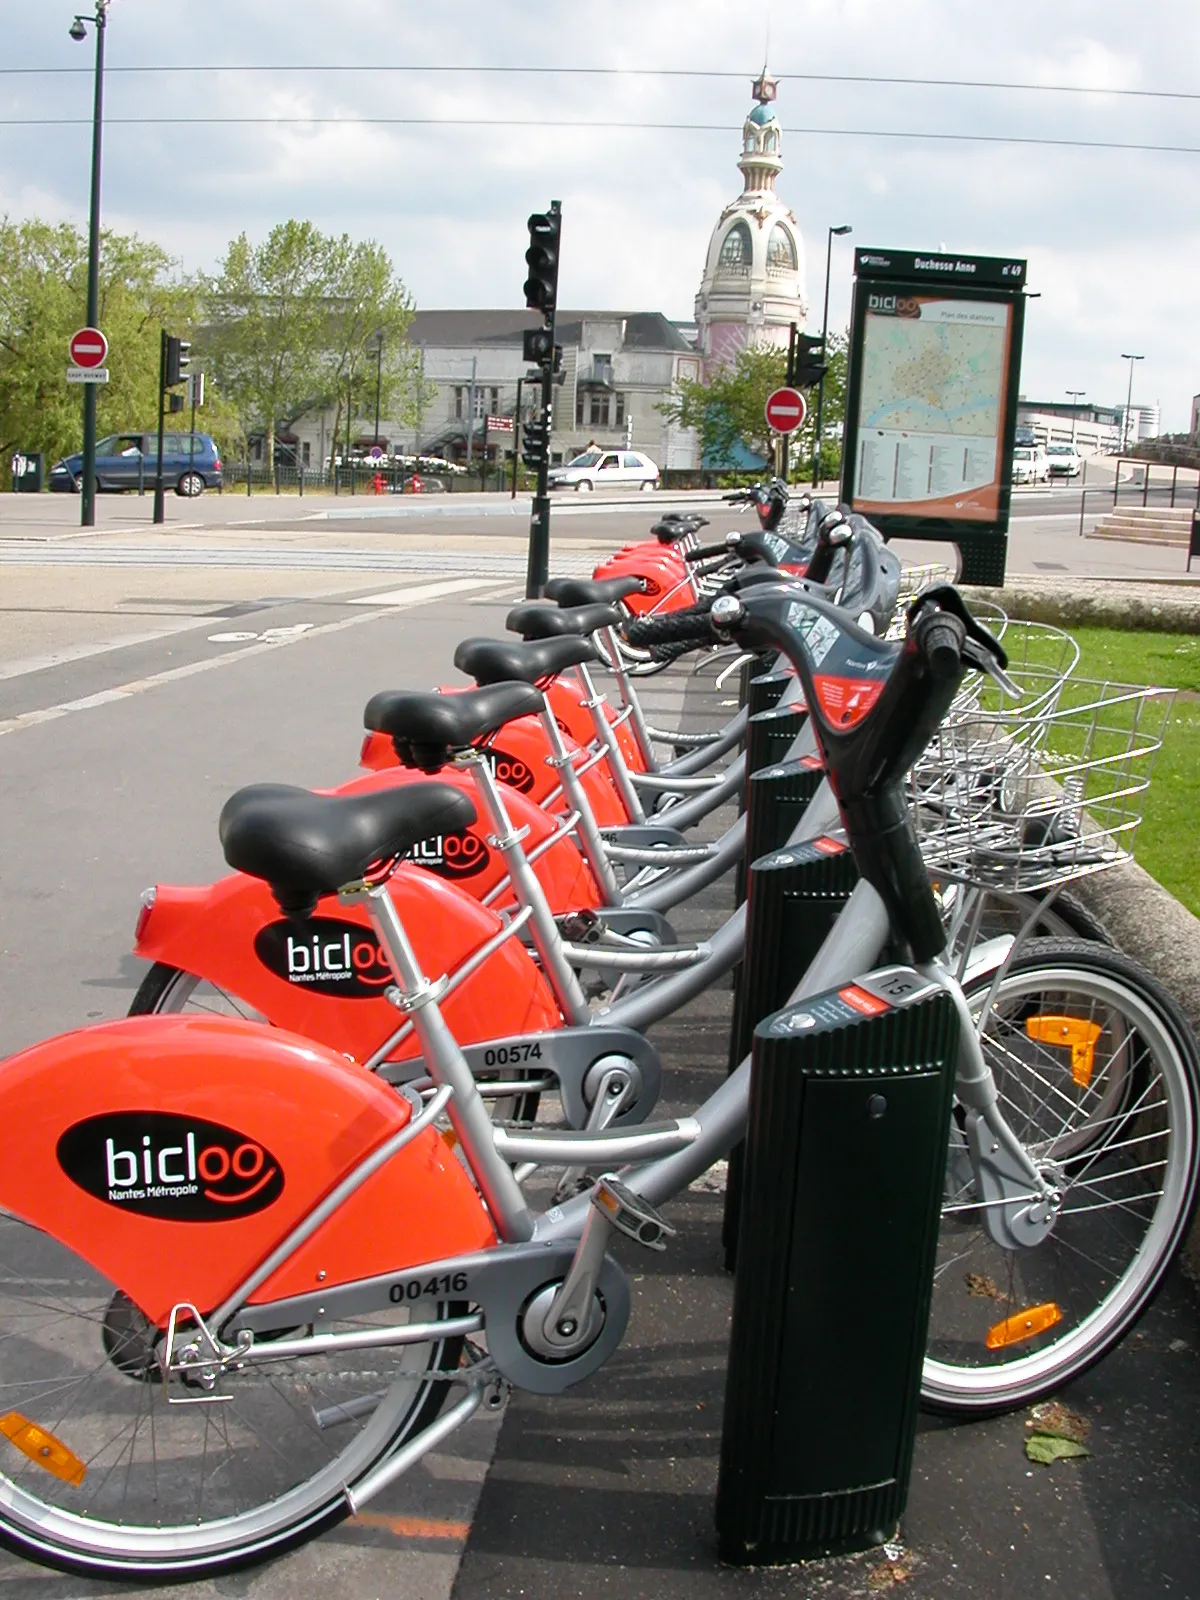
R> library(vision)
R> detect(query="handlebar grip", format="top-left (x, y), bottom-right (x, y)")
top-left (917, 615), bottom-right (965, 681)
top-left (624, 604), bottom-right (718, 648)
top-left (685, 541), bottom-right (734, 563)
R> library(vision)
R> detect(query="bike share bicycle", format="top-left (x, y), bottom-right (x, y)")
top-left (122, 514), bottom-right (911, 1140)
top-left (0, 580), bottom-right (1194, 1578)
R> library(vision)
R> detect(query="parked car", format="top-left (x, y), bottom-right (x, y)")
top-left (48, 432), bottom-right (222, 496)
top-left (1045, 443), bottom-right (1082, 479)
top-left (1011, 444), bottom-right (1050, 485)
top-left (548, 448), bottom-right (660, 492)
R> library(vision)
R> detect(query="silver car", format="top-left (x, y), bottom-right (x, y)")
top-left (548, 448), bottom-right (660, 492)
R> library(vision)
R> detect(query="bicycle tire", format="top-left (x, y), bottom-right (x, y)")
top-left (921, 937), bottom-right (1200, 1415)
top-left (0, 1204), bottom-right (466, 1579)
top-left (130, 961), bottom-right (543, 1125)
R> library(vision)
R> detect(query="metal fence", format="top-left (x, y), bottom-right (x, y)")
top-left (1076, 456), bottom-right (1200, 537)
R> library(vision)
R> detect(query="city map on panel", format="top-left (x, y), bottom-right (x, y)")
top-left (854, 298), bottom-right (1011, 518)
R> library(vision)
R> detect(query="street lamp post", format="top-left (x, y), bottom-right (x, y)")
top-left (373, 333), bottom-right (384, 451)
top-left (1065, 389), bottom-right (1086, 447)
top-left (811, 224), bottom-right (852, 489)
top-left (1120, 354), bottom-right (1143, 453)
top-left (70, 1), bottom-right (109, 529)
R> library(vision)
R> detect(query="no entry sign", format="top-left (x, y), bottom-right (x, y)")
top-left (68, 327), bottom-right (108, 369)
top-left (764, 386), bottom-right (806, 435)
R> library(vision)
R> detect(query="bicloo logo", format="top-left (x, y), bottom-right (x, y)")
top-left (255, 916), bottom-right (394, 998)
top-left (481, 748), bottom-right (535, 793)
top-left (408, 829), bottom-right (491, 879)
top-left (57, 1111), bottom-right (284, 1221)
top-left (867, 293), bottom-right (921, 318)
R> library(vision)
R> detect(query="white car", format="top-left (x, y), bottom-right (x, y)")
top-left (1011, 445), bottom-right (1049, 485)
top-left (1045, 444), bottom-right (1082, 479)
top-left (548, 448), bottom-right (660, 492)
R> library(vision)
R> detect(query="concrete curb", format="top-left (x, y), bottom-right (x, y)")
top-left (962, 580), bottom-right (1200, 634)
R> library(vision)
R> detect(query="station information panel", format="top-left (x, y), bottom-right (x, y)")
top-left (840, 250), bottom-right (1028, 586)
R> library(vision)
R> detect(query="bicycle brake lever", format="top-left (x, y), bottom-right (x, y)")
top-left (963, 638), bottom-right (1021, 698)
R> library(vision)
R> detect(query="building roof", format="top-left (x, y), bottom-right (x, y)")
top-left (747, 103), bottom-right (778, 126)
top-left (408, 309), bottom-right (694, 353)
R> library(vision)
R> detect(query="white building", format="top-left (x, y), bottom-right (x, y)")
top-left (282, 308), bottom-right (701, 473)
top-left (694, 76), bottom-right (807, 372)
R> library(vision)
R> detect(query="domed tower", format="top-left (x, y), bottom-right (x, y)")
top-left (695, 74), bottom-right (807, 372)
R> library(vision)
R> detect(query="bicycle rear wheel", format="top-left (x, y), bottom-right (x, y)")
top-left (0, 1209), bottom-right (465, 1578)
top-left (922, 938), bottom-right (1200, 1414)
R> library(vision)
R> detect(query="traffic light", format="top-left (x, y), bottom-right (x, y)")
top-left (164, 335), bottom-right (191, 388)
top-left (168, 392), bottom-right (185, 413)
top-left (522, 416), bottom-right (551, 471)
top-left (789, 332), bottom-right (826, 389)
top-left (523, 326), bottom-right (554, 364)
top-left (523, 206), bottom-right (561, 319)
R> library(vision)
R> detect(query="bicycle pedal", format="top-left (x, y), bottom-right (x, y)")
top-left (590, 1174), bottom-right (676, 1251)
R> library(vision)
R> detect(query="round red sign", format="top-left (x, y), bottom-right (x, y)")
top-left (69, 327), bottom-right (108, 369)
top-left (764, 386), bottom-right (807, 435)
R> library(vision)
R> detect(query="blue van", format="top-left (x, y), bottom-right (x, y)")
top-left (48, 432), bottom-right (223, 496)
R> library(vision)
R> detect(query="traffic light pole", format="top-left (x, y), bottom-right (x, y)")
top-left (80, 3), bottom-right (108, 529)
top-left (525, 336), bottom-right (554, 598)
top-left (152, 328), bottom-right (168, 526)
top-left (780, 323), bottom-right (798, 483)
top-left (521, 199), bottom-right (561, 598)
top-left (511, 377), bottom-right (522, 500)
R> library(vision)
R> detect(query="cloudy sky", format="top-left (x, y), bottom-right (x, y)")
top-left (2, 0), bottom-right (1198, 427)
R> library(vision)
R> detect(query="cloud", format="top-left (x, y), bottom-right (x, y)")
top-left (1, 0), bottom-right (1197, 426)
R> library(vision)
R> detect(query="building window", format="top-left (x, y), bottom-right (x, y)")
top-left (454, 387), bottom-right (464, 419)
top-left (615, 392), bottom-right (625, 427)
top-left (575, 390), bottom-right (585, 427)
top-left (302, 441), bottom-right (311, 465)
top-left (717, 221), bottom-right (752, 272)
top-left (767, 224), bottom-right (796, 272)
top-left (489, 387), bottom-right (499, 415)
top-left (589, 392), bottom-right (610, 428)
top-left (473, 389), bottom-right (487, 419)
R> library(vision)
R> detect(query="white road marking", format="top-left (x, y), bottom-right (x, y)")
top-left (0, 588), bottom-right (461, 739)
top-left (348, 577), bottom-right (500, 606)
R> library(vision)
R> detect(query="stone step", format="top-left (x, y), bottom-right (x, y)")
top-left (1103, 505), bottom-right (1193, 523)
top-left (1090, 505), bottom-right (1196, 545)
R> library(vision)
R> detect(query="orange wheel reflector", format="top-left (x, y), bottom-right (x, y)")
top-left (1025, 1014), bottom-right (1103, 1088)
top-left (985, 1303), bottom-right (1063, 1350)
top-left (0, 1412), bottom-right (86, 1485)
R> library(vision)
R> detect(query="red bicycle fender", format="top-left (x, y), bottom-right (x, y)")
top-left (134, 865), bottom-right (562, 1063)
top-left (0, 1013), bottom-right (496, 1325)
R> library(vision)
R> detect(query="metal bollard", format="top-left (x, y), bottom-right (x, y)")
top-left (746, 663), bottom-right (792, 721)
top-left (716, 972), bottom-right (961, 1564)
top-left (724, 837), bottom-right (859, 1268)
top-left (746, 701), bottom-right (808, 782)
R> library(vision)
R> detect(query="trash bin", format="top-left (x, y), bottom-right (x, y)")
top-left (10, 452), bottom-right (44, 493)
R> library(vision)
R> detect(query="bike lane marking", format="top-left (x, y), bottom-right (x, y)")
top-left (0, 580), bottom-right (497, 739)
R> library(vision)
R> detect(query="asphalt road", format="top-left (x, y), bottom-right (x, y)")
top-left (0, 499), bottom-right (1198, 1596)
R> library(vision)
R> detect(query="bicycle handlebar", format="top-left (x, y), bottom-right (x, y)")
top-left (624, 604), bottom-right (719, 649)
top-left (685, 540), bottom-right (737, 564)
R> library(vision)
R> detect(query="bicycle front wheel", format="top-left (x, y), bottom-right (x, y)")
top-left (0, 1209), bottom-right (466, 1579)
top-left (922, 938), bottom-right (1200, 1415)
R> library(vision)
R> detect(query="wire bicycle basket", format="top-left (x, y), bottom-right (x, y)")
top-left (913, 679), bottom-right (1175, 892)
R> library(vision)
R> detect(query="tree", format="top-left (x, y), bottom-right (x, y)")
top-left (0, 218), bottom-right (196, 486)
top-left (319, 236), bottom-right (427, 468)
top-left (205, 223), bottom-right (429, 472)
top-left (660, 329), bottom-right (850, 482)
top-left (662, 343), bottom-right (786, 470)
top-left (204, 221), bottom-right (334, 471)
